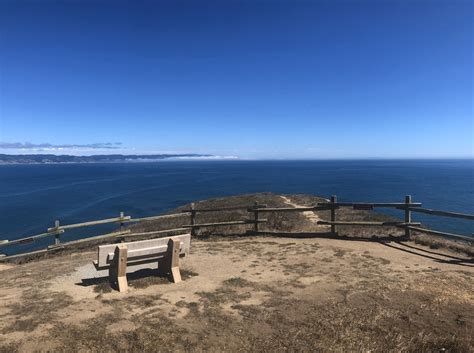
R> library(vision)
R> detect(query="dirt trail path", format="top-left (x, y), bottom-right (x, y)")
top-left (280, 195), bottom-right (329, 227)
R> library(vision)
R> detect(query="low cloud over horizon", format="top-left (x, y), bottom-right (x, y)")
top-left (0, 142), bottom-right (123, 151)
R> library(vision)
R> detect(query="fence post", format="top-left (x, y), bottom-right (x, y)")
top-left (405, 195), bottom-right (411, 239)
top-left (253, 201), bottom-right (260, 233)
top-left (330, 195), bottom-right (337, 234)
top-left (190, 203), bottom-right (196, 237)
top-left (54, 220), bottom-right (61, 245)
top-left (118, 212), bottom-right (126, 243)
top-left (119, 212), bottom-right (125, 232)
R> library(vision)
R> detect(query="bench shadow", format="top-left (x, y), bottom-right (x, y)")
top-left (77, 268), bottom-right (170, 288)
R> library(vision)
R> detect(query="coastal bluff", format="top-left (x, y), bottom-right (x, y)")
top-left (0, 193), bottom-right (472, 352)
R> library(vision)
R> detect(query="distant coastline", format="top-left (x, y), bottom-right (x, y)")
top-left (0, 153), bottom-right (216, 164)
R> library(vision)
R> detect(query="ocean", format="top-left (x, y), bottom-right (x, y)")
top-left (0, 159), bottom-right (472, 254)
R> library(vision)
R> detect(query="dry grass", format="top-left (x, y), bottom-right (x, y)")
top-left (1, 289), bottom-right (74, 334)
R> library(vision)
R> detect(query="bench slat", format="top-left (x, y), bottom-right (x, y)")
top-left (106, 244), bottom-right (170, 261)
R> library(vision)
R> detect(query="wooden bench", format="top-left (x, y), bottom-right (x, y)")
top-left (93, 234), bottom-right (191, 292)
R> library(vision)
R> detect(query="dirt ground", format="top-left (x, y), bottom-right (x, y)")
top-left (1, 194), bottom-right (473, 352)
top-left (1, 234), bottom-right (473, 352)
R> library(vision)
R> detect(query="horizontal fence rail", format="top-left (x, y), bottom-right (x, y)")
top-left (47, 216), bottom-right (131, 232)
top-left (181, 205), bottom-right (267, 213)
top-left (182, 219), bottom-right (267, 228)
top-left (317, 221), bottom-right (422, 227)
top-left (121, 228), bottom-right (189, 240)
top-left (126, 213), bottom-right (190, 223)
top-left (1, 229), bottom-right (65, 247)
top-left (406, 207), bottom-right (474, 220)
top-left (318, 202), bottom-right (422, 208)
top-left (253, 205), bottom-right (333, 212)
top-left (1, 195), bottom-right (473, 260)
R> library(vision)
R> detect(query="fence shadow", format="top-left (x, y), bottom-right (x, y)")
top-left (256, 230), bottom-right (473, 266)
top-left (380, 241), bottom-right (473, 267)
top-left (256, 230), bottom-right (404, 242)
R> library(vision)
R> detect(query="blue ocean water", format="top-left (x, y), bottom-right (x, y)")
top-left (0, 160), bottom-right (472, 254)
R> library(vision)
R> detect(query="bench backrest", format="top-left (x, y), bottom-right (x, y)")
top-left (94, 233), bottom-right (191, 270)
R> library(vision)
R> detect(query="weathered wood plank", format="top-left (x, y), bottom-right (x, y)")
top-left (253, 201), bottom-right (261, 232)
top-left (111, 245), bottom-right (128, 292)
top-left (0, 248), bottom-right (49, 261)
top-left (62, 230), bottom-right (131, 246)
top-left (0, 229), bottom-right (65, 248)
top-left (407, 207), bottom-right (474, 220)
top-left (190, 203), bottom-right (196, 237)
top-left (317, 221), bottom-right (422, 226)
top-left (126, 213), bottom-right (188, 223)
top-left (168, 238), bottom-right (182, 283)
top-left (330, 195), bottom-right (337, 234)
top-left (121, 228), bottom-right (189, 239)
top-left (182, 219), bottom-right (267, 228)
top-left (181, 205), bottom-right (267, 213)
top-left (107, 245), bottom-right (168, 261)
top-left (319, 202), bottom-right (422, 208)
top-left (254, 206), bottom-right (333, 212)
top-left (404, 196), bottom-right (412, 238)
top-left (48, 216), bottom-right (131, 232)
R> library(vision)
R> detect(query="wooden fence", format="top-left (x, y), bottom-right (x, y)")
top-left (0, 195), bottom-right (472, 260)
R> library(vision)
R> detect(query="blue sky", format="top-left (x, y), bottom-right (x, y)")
top-left (0, 0), bottom-right (472, 159)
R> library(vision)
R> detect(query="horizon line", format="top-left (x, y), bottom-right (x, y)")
top-left (0, 152), bottom-right (473, 162)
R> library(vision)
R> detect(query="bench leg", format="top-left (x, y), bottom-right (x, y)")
top-left (157, 239), bottom-right (182, 283)
top-left (109, 244), bottom-right (128, 292)
top-left (169, 238), bottom-right (182, 283)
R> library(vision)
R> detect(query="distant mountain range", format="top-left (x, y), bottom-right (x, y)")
top-left (0, 154), bottom-right (214, 164)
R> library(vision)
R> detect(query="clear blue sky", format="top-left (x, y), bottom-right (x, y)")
top-left (0, 0), bottom-right (472, 159)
